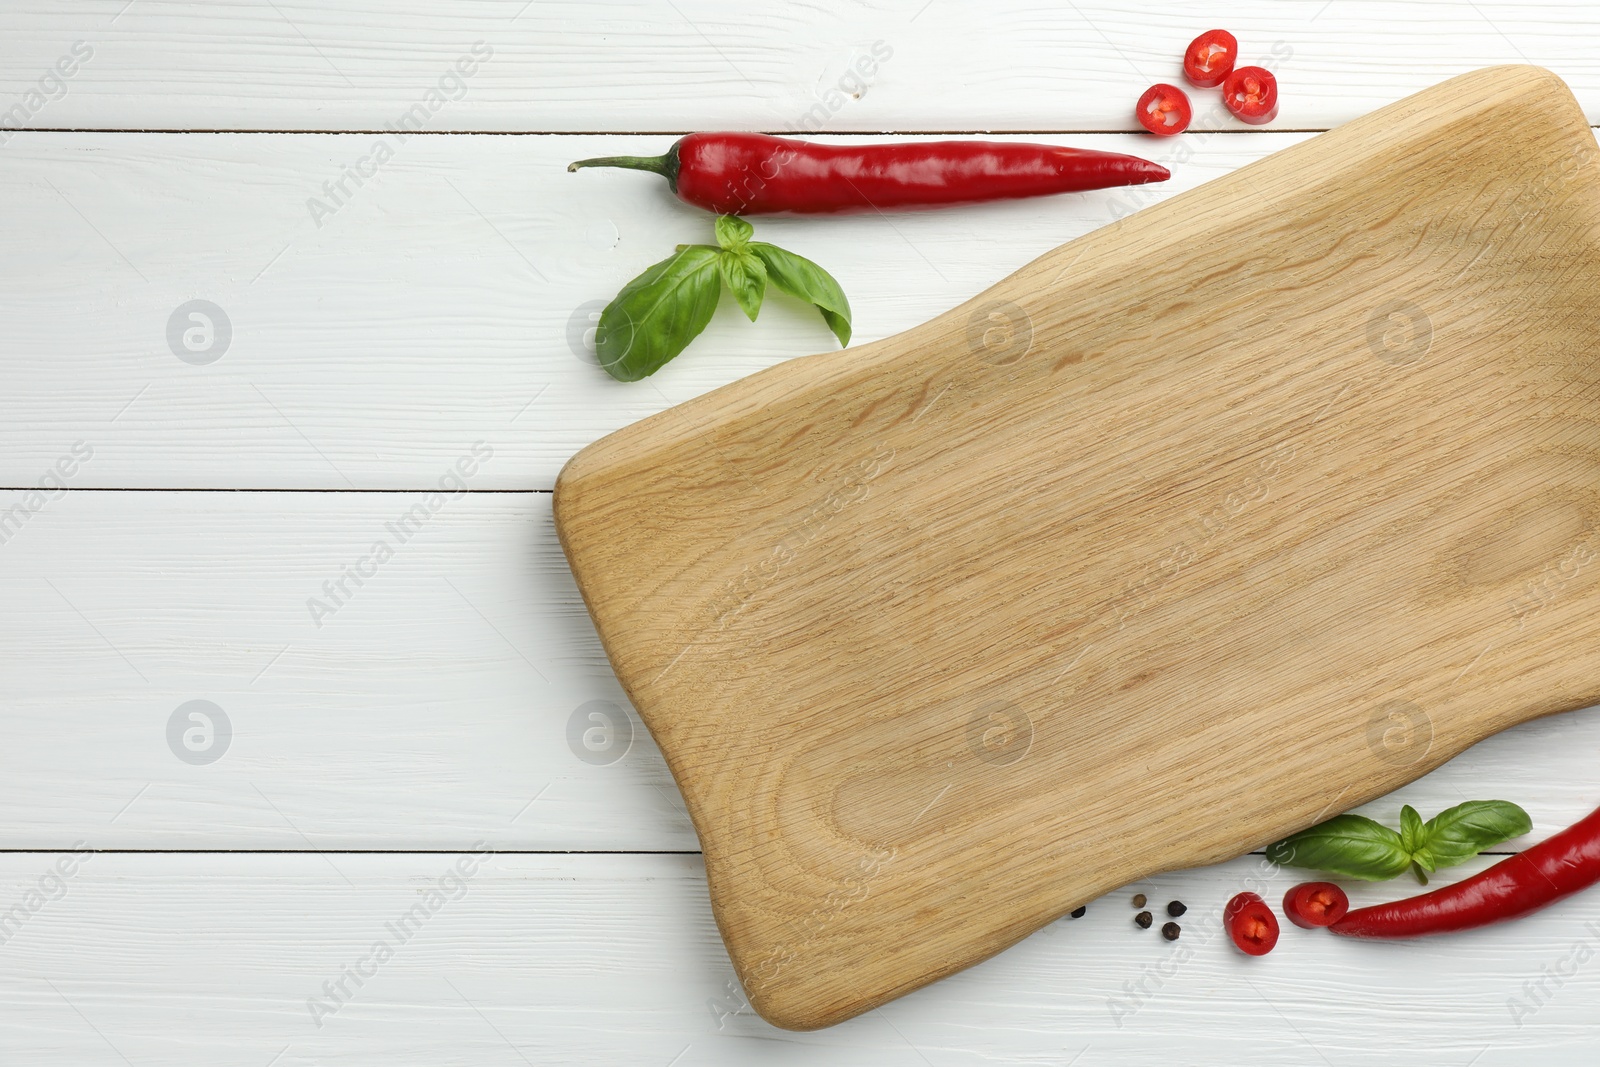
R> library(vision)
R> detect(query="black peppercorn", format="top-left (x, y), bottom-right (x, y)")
top-left (1134, 910), bottom-right (1153, 929)
top-left (1070, 905), bottom-right (1086, 918)
top-left (1167, 900), bottom-right (1187, 917)
top-left (1162, 922), bottom-right (1181, 940)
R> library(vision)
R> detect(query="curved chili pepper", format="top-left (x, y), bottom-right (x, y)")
top-left (567, 133), bottom-right (1169, 215)
top-left (1331, 803), bottom-right (1600, 938)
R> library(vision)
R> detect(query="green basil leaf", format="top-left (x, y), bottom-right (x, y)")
top-left (1265, 814), bottom-right (1412, 881)
top-left (748, 241), bottom-right (852, 348)
top-left (1414, 800), bottom-right (1532, 871)
top-left (1400, 804), bottom-right (1425, 854)
top-left (596, 245), bottom-right (722, 381)
top-left (715, 214), bottom-right (754, 251)
top-left (718, 249), bottom-right (767, 322)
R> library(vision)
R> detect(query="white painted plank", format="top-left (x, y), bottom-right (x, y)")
top-left (2, 2), bottom-right (1599, 132)
top-left (0, 129), bottom-right (1299, 489)
top-left (0, 489), bottom-right (694, 850)
top-left (2, 850), bottom-right (1598, 1063)
top-left (2, 488), bottom-right (1599, 851)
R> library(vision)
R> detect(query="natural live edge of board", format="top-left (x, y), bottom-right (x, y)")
top-left (555, 66), bottom-right (1600, 1030)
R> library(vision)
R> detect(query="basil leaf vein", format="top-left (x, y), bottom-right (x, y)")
top-left (1400, 804), bottom-right (1425, 854)
top-left (714, 214), bottom-right (754, 251)
top-left (1264, 814), bottom-right (1412, 881)
top-left (596, 245), bottom-right (722, 382)
top-left (1415, 800), bottom-right (1532, 870)
top-left (718, 249), bottom-right (767, 322)
top-left (748, 241), bottom-right (853, 347)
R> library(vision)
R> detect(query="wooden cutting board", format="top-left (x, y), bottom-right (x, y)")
top-left (554, 66), bottom-right (1600, 1030)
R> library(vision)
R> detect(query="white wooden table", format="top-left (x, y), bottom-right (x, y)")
top-left (3, 3), bottom-right (1600, 1062)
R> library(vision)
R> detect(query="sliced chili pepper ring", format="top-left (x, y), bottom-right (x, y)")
top-left (1284, 882), bottom-right (1350, 928)
top-left (1226, 891), bottom-right (1280, 955)
top-left (1183, 29), bottom-right (1238, 88)
top-left (1136, 83), bottom-right (1192, 136)
top-left (1222, 66), bottom-right (1280, 125)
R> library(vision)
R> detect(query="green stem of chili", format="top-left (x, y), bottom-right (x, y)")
top-left (567, 150), bottom-right (679, 184)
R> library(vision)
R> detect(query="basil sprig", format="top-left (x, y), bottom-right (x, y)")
top-left (1266, 801), bottom-right (1531, 884)
top-left (595, 214), bottom-right (852, 382)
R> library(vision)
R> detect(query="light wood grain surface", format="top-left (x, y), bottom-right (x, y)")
top-left (5, 1), bottom-right (1600, 1062)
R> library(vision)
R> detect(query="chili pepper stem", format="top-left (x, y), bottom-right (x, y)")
top-left (568, 153), bottom-right (675, 177)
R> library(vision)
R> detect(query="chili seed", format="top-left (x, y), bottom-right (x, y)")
top-left (1134, 911), bottom-right (1153, 929)
top-left (1167, 900), bottom-right (1187, 917)
top-left (1162, 922), bottom-right (1181, 940)
top-left (1070, 906), bottom-right (1087, 919)
top-left (1132, 893), bottom-right (1147, 908)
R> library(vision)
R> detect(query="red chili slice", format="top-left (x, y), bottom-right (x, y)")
top-left (1136, 83), bottom-right (1192, 136)
top-left (1183, 29), bottom-right (1238, 88)
top-left (1283, 882), bottom-right (1350, 929)
top-left (1225, 891), bottom-right (1280, 955)
top-left (1221, 66), bottom-right (1279, 125)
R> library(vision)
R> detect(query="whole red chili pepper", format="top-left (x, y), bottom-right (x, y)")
top-left (567, 132), bottom-right (1169, 215)
top-left (1331, 803), bottom-right (1600, 938)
